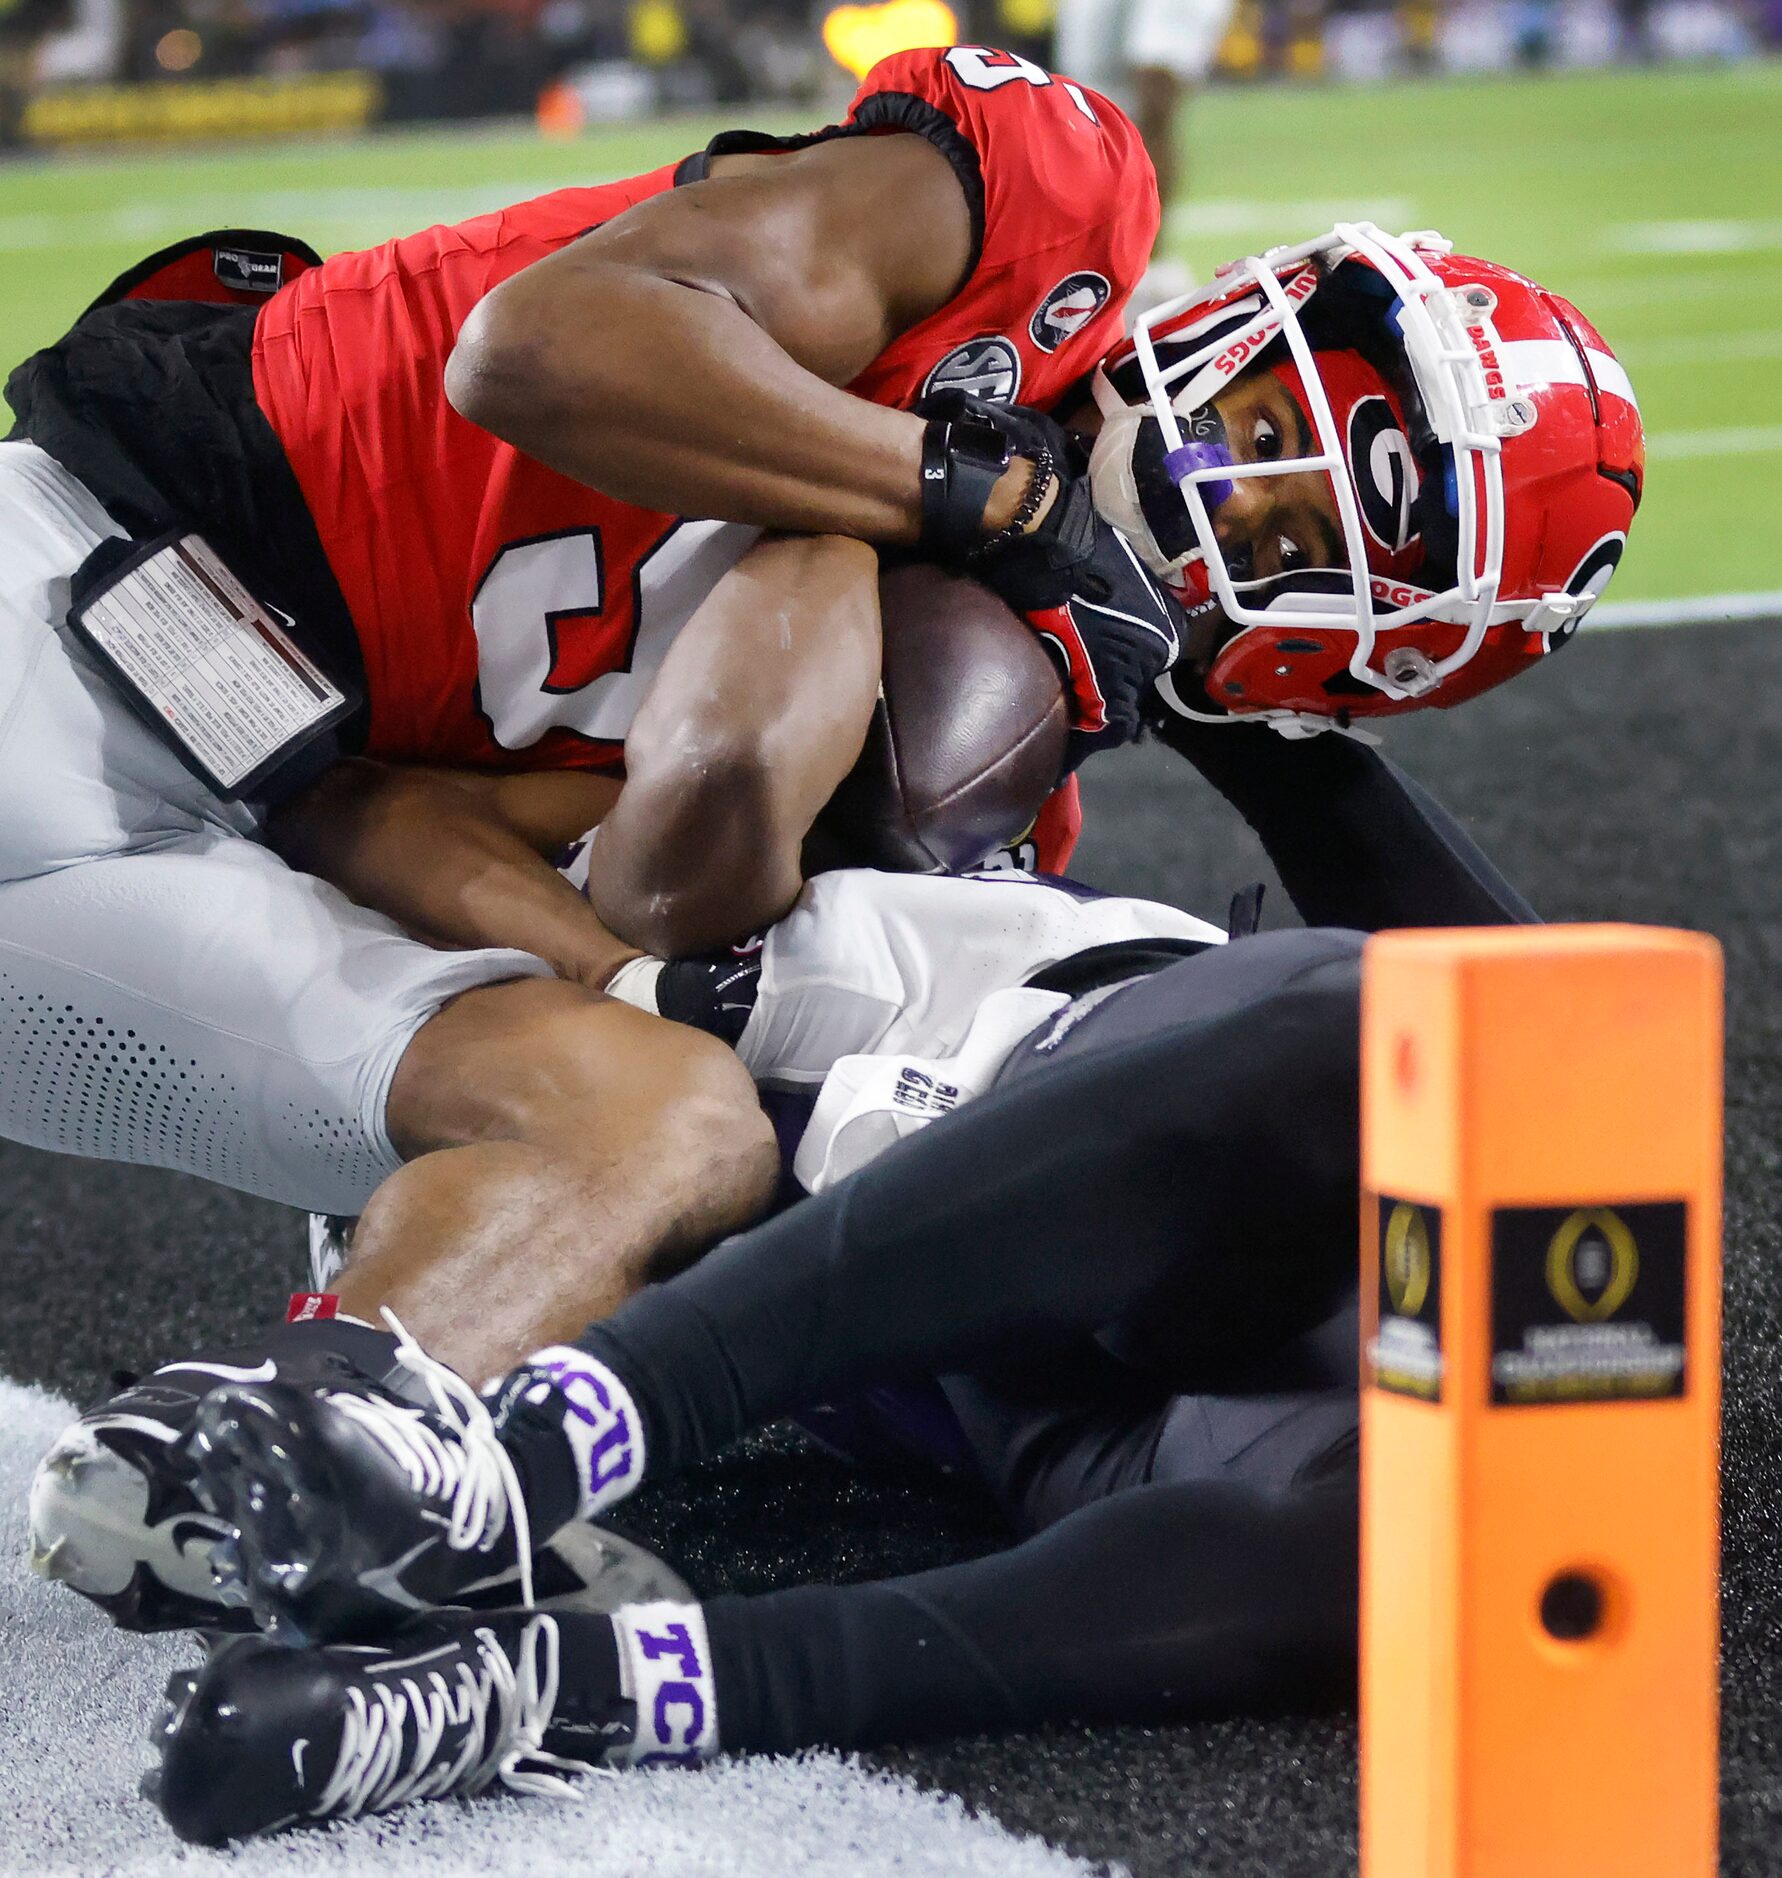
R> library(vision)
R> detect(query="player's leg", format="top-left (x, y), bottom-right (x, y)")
top-left (158, 1243), bottom-right (1362, 1840)
top-left (148, 1461), bottom-right (1358, 1842)
top-left (1130, 64), bottom-right (1186, 207)
top-left (1122, 0), bottom-right (1239, 313)
top-left (0, 796), bottom-right (775, 1376)
top-left (1139, 0), bottom-right (1238, 199)
top-left (699, 1456), bottom-right (1358, 1757)
top-left (652, 1338), bottom-right (1361, 1765)
top-left (13, 835), bottom-right (770, 1625)
top-left (937, 1291), bottom-right (1359, 1535)
top-left (191, 927), bottom-right (1362, 1641)
top-left (1054, 0), bottom-right (1133, 103)
top-left (548, 926), bottom-right (1362, 1491)
top-left (335, 977), bottom-right (776, 1371)
top-left (669, 1332), bottom-right (1360, 1757)
top-left (3, 445), bottom-right (776, 1625)
top-left (0, 440), bottom-right (776, 1368)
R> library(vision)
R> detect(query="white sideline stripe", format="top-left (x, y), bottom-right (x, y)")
top-left (0, 1375), bottom-right (1114, 1878)
top-left (1645, 424), bottom-right (1782, 460)
top-left (1607, 218), bottom-right (1782, 256)
top-left (1589, 591), bottom-right (1782, 630)
top-left (1621, 329), bottom-right (1782, 367)
top-left (1164, 196), bottom-right (1414, 240)
top-left (0, 176), bottom-right (614, 251)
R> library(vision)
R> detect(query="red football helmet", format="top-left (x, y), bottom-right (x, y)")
top-left (1089, 224), bottom-right (1644, 736)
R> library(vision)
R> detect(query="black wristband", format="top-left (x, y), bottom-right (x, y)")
top-left (919, 416), bottom-right (1014, 562)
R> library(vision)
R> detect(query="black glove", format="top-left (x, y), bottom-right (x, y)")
top-left (913, 392), bottom-right (1090, 606)
top-left (1020, 513), bottom-right (1187, 770)
top-left (911, 394), bottom-right (1180, 762)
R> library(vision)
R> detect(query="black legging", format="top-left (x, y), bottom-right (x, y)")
top-left (700, 1466), bottom-right (1359, 1751)
top-left (556, 930), bottom-right (1365, 1751)
top-left (574, 928), bottom-right (1364, 1481)
top-left (552, 715), bottom-right (1535, 1753)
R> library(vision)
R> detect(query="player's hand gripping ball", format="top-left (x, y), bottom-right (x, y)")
top-left (814, 563), bottom-right (1069, 873)
top-left (915, 392), bottom-right (1185, 763)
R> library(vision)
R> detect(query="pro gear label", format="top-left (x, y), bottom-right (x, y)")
top-left (213, 246), bottom-right (286, 295)
top-left (1490, 1202), bottom-right (1687, 1406)
top-left (1369, 1195), bottom-right (1444, 1401)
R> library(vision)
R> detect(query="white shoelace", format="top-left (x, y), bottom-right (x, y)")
top-left (313, 1614), bottom-right (589, 1821)
top-left (321, 1312), bottom-right (536, 1609)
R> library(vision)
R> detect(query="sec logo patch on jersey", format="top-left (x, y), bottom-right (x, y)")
top-left (923, 336), bottom-right (1023, 404)
top-left (1029, 272), bottom-right (1110, 352)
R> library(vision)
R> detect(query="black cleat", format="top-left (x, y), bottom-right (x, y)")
top-left (191, 1373), bottom-right (526, 1646)
top-left (148, 1612), bottom-right (602, 1843)
top-left (28, 1321), bottom-right (404, 1633)
top-left (190, 1326), bottom-right (681, 1643)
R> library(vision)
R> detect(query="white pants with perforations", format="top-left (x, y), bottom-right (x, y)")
top-left (0, 443), bottom-right (550, 1216)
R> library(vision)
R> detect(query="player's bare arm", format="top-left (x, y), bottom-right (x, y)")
top-left (582, 533), bottom-right (882, 954)
top-left (267, 762), bottom-right (635, 990)
top-left (447, 135), bottom-right (1037, 543)
top-left (272, 533), bottom-right (881, 963)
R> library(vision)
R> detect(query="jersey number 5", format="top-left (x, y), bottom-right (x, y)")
top-left (472, 519), bottom-right (757, 751)
top-left (942, 46), bottom-right (1099, 123)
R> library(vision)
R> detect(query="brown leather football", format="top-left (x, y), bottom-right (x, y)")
top-left (815, 563), bottom-right (1069, 873)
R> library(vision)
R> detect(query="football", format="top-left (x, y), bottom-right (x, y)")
top-left (815, 562), bottom-right (1069, 873)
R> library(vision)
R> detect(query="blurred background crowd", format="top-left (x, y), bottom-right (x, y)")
top-left (0, 0), bottom-right (1771, 145)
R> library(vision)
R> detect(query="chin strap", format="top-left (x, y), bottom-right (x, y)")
top-left (1152, 667), bottom-right (1383, 744)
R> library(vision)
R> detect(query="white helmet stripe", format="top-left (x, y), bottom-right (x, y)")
top-left (1586, 347), bottom-right (1639, 411)
top-left (1498, 339), bottom-right (1641, 413)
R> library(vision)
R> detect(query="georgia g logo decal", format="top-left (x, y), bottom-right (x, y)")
top-left (923, 336), bottom-right (1023, 404)
top-left (1348, 396), bottom-right (1419, 555)
top-left (1029, 272), bottom-right (1111, 353)
top-left (1546, 532), bottom-right (1626, 652)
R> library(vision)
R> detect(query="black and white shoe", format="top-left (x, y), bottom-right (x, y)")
top-left (28, 1320), bottom-right (405, 1634)
top-left (147, 1612), bottom-right (601, 1844)
top-left (190, 1322), bottom-right (676, 1644)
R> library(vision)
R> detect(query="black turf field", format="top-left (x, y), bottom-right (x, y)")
top-left (2, 616), bottom-right (1778, 1876)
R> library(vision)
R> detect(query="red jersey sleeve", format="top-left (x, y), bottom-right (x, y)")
top-left (839, 46), bottom-right (1160, 413)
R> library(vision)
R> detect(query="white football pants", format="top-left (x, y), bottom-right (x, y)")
top-left (0, 442), bottom-right (549, 1215)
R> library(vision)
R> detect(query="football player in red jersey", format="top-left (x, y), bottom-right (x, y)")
top-left (5, 48), bottom-right (1200, 1636)
top-left (25, 200), bottom-right (1651, 1801)
top-left (2, 45), bottom-right (1183, 1386)
top-left (10, 45), bottom-right (1641, 1660)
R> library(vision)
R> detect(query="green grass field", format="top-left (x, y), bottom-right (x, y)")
top-left (2, 59), bottom-right (1779, 601)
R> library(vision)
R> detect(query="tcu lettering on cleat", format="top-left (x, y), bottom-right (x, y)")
top-left (611, 1603), bottom-right (719, 1769)
top-left (496, 1346), bottom-right (646, 1517)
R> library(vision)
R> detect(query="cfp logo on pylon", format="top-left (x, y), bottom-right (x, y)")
top-left (1383, 1201), bottom-right (1434, 1318)
top-left (1545, 1207), bottom-right (1639, 1323)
